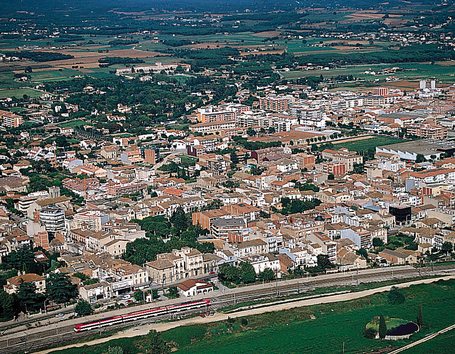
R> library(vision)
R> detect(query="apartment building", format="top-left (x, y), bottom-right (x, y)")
top-left (146, 247), bottom-right (205, 284)
top-left (0, 110), bottom-right (23, 128)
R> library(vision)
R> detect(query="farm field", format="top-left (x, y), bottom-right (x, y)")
top-left (28, 68), bottom-right (80, 82)
top-left (52, 279), bottom-right (455, 354)
top-left (0, 87), bottom-right (43, 99)
top-left (333, 136), bottom-right (407, 152)
top-left (281, 61), bottom-right (455, 83)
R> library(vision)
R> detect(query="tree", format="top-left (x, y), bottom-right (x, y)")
top-left (17, 282), bottom-right (45, 313)
top-left (317, 254), bottom-right (334, 270)
top-left (258, 268), bottom-right (275, 282)
top-left (133, 290), bottom-right (144, 303)
top-left (4, 246), bottom-right (42, 274)
top-left (327, 173), bottom-right (335, 180)
top-left (417, 304), bottom-right (424, 327)
top-left (0, 290), bottom-right (15, 321)
top-left (387, 286), bottom-right (405, 305)
top-left (246, 128), bottom-right (257, 136)
top-left (135, 330), bottom-right (171, 354)
top-left (378, 315), bottom-right (387, 339)
top-left (441, 241), bottom-right (453, 255)
top-left (239, 262), bottom-right (256, 284)
top-left (372, 238), bottom-right (384, 248)
top-left (75, 300), bottom-right (93, 317)
top-left (167, 286), bottom-right (179, 298)
top-left (357, 248), bottom-right (369, 261)
top-left (416, 154), bottom-right (425, 163)
top-left (170, 207), bottom-right (189, 234)
top-left (152, 289), bottom-right (159, 300)
top-left (218, 264), bottom-right (240, 284)
top-left (46, 273), bottom-right (77, 304)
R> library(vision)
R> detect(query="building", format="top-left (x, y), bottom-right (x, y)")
top-left (259, 95), bottom-right (293, 112)
top-left (146, 247), bottom-right (206, 284)
top-left (322, 149), bottom-right (363, 172)
top-left (0, 110), bottom-right (23, 128)
top-left (39, 206), bottom-right (66, 233)
top-left (79, 282), bottom-right (113, 303)
top-left (177, 279), bottom-right (213, 297)
top-left (376, 140), bottom-right (455, 161)
top-left (190, 121), bottom-right (236, 134)
top-left (379, 249), bottom-right (418, 265)
top-left (4, 273), bottom-right (46, 294)
top-left (211, 217), bottom-right (247, 240)
top-left (407, 123), bottom-right (448, 140)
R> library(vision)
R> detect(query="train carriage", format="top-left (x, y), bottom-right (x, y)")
top-left (74, 299), bottom-right (210, 332)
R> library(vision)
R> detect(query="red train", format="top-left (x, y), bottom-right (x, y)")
top-left (74, 299), bottom-right (210, 332)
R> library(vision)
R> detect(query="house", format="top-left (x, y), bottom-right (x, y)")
top-left (177, 279), bottom-right (213, 297)
top-left (378, 249), bottom-right (418, 265)
top-left (79, 282), bottom-right (113, 303)
top-left (4, 273), bottom-right (46, 294)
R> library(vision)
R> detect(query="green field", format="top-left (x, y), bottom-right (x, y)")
top-left (58, 119), bottom-right (88, 128)
top-left (281, 62), bottom-right (455, 83)
top-left (52, 279), bottom-right (455, 354)
top-left (29, 68), bottom-right (80, 82)
top-left (334, 136), bottom-right (407, 152)
top-left (0, 87), bottom-right (43, 99)
top-left (404, 328), bottom-right (455, 353)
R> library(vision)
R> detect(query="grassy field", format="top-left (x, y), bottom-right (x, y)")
top-left (281, 62), bottom-right (455, 83)
top-left (29, 68), bottom-right (80, 82)
top-left (334, 136), bottom-right (406, 152)
top-left (404, 327), bottom-right (455, 353)
top-left (0, 87), bottom-right (43, 99)
top-left (52, 279), bottom-right (455, 354)
top-left (58, 119), bottom-right (88, 128)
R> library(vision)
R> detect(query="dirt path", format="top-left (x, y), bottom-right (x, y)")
top-left (38, 275), bottom-right (455, 354)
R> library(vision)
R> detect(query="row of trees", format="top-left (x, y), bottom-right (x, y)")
top-left (218, 263), bottom-right (275, 286)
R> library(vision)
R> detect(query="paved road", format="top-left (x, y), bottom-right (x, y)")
top-left (37, 275), bottom-right (455, 354)
top-left (388, 323), bottom-right (455, 354)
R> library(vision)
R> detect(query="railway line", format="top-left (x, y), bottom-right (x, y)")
top-left (1, 265), bottom-right (453, 353)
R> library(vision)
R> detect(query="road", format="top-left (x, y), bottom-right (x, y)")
top-left (37, 275), bottom-right (455, 354)
top-left (1, 265), bottom-right (453, 353)
top-left (388, 323), bottom-right (455, 354)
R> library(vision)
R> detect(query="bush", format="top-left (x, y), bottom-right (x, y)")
top-left (364, 327), bottom-right (377, 339)
top-left (388, 287), bottom-right (405, 305)
top-left (75, 300), bottom-right (93, 316)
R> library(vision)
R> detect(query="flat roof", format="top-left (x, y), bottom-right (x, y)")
top-left (378, 139), bottom-right (455, 156)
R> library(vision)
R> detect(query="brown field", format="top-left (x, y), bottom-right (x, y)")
top-left (240, 49), bottom-right (285, 56)
top-left (333, 46), bottom-right (377, 52)
top-left (325, 40), bottom-right (371, 46)
top-left (185, 42), bottom-right (228, 49)
top-left (34, 48), bottom-right (166, 69)
top-left (252, 31), bottom-right (281, 38)
top-left (347, 11), bottom-right (385, 20)
top-left (384, 80), bottom-right (419, 90)
top-left (436, 61), bottom-right (455, 66)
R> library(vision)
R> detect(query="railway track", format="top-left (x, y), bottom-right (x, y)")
top-left (0, 265), bottom-right (451, 353)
